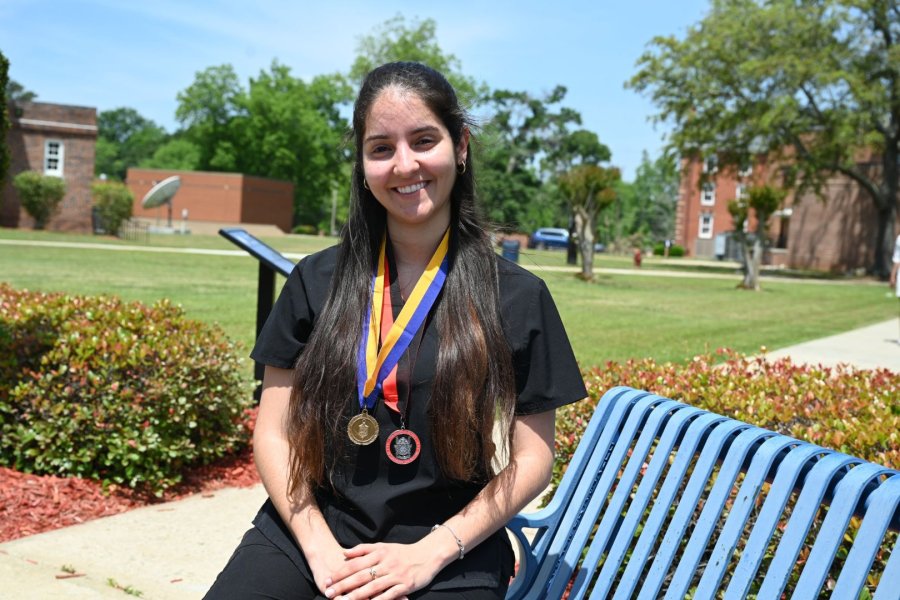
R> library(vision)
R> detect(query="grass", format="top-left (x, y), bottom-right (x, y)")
top-left (1, 228), bottom-right (895, 368)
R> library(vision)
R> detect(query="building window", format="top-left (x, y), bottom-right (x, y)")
top-left (701, 182), bottom-right (716, 205)
top-left (735, 183), bottom-right (748, 200)
top-left (702, 154), bottom-right (718, 174)
top-left (699, 213), bottom-right (714, 239)
top-left (738, 162), bottom-right (752, 178)
top-left (44, 140), bottom-right (64, 176)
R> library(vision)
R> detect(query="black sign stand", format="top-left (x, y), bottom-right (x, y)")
top-left (219, 228), bottom-right (296, 400)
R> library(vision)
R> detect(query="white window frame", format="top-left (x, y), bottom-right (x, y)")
top-left (702, 154), bottom-right (718, 174)
top-left (701, 181), bottom-right (716, 206)
top-left (738, 163), bottom-right (753, 178)
top-left (735, 183), bottom-right (748, 200)
top-left (699, 213), bottom-right (714, 239)
top-left (44, 139), bottom-right (64, 177)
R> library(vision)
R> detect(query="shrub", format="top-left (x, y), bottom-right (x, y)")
top-left (0, 284), bottom-right (254, 494)
top-left (652, 242), bottom-right (686, 257)
top-left (292, 224), bottom-right (317, 235)
top-left (92, 181), bottom-right (134, 236)
top-left (12, 171), bottom-right (66, 229)
top-left (554, 350), bottom-right (900, 490)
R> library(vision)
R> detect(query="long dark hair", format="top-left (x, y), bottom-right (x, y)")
top-left (287, 62), bottom-right (516, 492)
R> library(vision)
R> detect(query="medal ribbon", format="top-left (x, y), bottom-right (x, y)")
top-left (357, 229), bottom-right (450, 411)
top-left (380, 257), bottom-right (399, 411)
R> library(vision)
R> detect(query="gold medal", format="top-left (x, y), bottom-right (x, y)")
top-left (348, 410), bottom-right (379, 445)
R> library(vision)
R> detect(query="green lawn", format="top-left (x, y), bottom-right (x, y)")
top-left (1, 229), bottom-right (894, 368)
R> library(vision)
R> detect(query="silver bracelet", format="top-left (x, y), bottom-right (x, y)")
top-left (431, 523), bottom-right (465, 560)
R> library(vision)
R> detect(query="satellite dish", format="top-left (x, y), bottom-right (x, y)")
top-left (142, 175), bottom-right (181, 208)
top-left (141, 176), bottom-right (181, 227)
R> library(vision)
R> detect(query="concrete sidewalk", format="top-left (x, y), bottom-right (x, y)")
top-left (1, 319), bottom-right (897, 599)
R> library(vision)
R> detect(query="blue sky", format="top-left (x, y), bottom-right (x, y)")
top-left (0, 0), bottom-right (710, 181)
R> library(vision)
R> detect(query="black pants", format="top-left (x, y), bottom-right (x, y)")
top-left (204, 528), bottom-right (508, 600)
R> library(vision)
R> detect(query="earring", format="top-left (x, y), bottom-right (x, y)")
top-left (457, 162), bottom-right (466, 175)
top-left (363, 179), bottom-right (370, 190)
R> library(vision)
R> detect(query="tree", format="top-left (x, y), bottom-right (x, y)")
top-left (6, 79), bottom-right (36, 103)
top-left (230, 63), bottom-right (349, 228)
top-left (12, 171), bottom-right (66, 229)
top-left (728, 185), bottom-right (786, 290)
top-left (139, 138), bottom-right (201, 171)
top-left (544, 128), bottom-right (612, 265)
top-left (175, 62), bottom-right (350, 228)
top-left (558, 165), bottom-right (620, 280)
top-left (175, 65), bottom-right (243, 171)
top-left (350, 15), bottom-right (486, 107)
top-left (478, 87), bottom-right (584, 233)
top-left (629, 151), bottom-right (679, 243)
top-left (0, 52), bottom-right (10, 212)
top-left (629, 0), bottom-right (900, 277)
top-left (96, 108), bottom-right (167, 180)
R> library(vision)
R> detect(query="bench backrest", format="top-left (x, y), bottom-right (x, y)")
top-left (506, 386), bottom-right (900, 599)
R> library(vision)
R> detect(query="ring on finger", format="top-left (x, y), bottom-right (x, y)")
top-left (369, 566), bottom-right (378, 579)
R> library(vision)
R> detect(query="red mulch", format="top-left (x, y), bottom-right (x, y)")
top-left (0, 408), bottom-right (261, 543)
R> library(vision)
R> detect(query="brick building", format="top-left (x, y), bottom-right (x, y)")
top-left (2, 101), bottom-right (98, 231)
top-left (126, 168), bottom-right (294, 233)
top-left (676, 155), bottom-right (897, 273)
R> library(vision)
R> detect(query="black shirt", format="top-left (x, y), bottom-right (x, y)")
top-left (249, 245), bottom-right (586, 591)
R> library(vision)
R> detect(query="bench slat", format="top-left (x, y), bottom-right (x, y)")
top-left (835, 473), bottom-right (900, 598)
top-left (695, 435), bottom-right (798, 597)
top-left (794, 462), bottom-right (892, 598)
top-left (665, 427), bottom-right (775, 599)
top-left (757, 453), bottom-right (860, 598)
top-left (723, 442), bottom-right (824, 599)
top-left (615, 410), bottom-right (726, 598)
top-left (589, 402), bottom-right (701, 598)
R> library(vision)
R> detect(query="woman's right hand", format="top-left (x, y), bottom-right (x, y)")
top-left (254, 366), bottom-right (348, 594)
top-left (308, 539), bottom-right (349, 595)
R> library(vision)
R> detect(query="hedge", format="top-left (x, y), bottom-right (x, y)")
top-left (554, 350), bottom-right (899, 489)
top-left (0, 284), bottom-right (254, 494)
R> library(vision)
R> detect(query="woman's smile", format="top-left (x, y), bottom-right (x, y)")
top-left (395, 181), bottom-right (429, 195)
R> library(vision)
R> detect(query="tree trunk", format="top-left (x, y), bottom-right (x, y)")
top-left (745, 237), bottom-right (763, 291)
top-left (566, 215), bottom-right (578, 265)
top-left (574, 208), bottom-right (595, 281)
top-left (874, 141), bottom-right (899, 278)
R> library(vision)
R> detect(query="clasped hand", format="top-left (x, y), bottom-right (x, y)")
top-left (318, 540), bottom-right (443, 600)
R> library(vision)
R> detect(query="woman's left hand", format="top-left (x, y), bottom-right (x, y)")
top-left (323, 539), bottom-right (448, 600)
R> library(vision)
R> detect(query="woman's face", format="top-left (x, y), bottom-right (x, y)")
top-left (361, 87), bottom-right (468, 232)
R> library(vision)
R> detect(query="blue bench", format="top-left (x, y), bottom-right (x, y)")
top-left (506, 386), bottom-right (900, 599)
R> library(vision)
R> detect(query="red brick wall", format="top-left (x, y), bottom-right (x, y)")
top-left (787, 175), bottom-right (883, 272)
top-left (3, 102), bottom-right (97, 231)
top-left (677, 158), bottom-right (744, 256)
top-left (677, 154), bottom-right (899, 272)
top-left (241, 177), bottom-right (293, 232)
top-left (127, 169), bottom-right (293, 232)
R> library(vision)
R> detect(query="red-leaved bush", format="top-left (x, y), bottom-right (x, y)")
top-left (0, 284), bottom-right (254, 495)
top-left (554, 349), bottom-right (899, 489)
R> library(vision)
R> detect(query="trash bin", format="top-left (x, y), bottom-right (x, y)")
top-left (501, 239), bottom-right (520, 263)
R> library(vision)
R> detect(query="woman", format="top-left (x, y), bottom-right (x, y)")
top-left (205, 61), bottom-right (586, 600)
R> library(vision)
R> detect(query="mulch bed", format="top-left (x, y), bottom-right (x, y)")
top-left (0, 410), bottom-right (260, 544)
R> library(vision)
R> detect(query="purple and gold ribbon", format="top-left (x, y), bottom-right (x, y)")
top-left (356, 229), bottom-right (450, 411)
